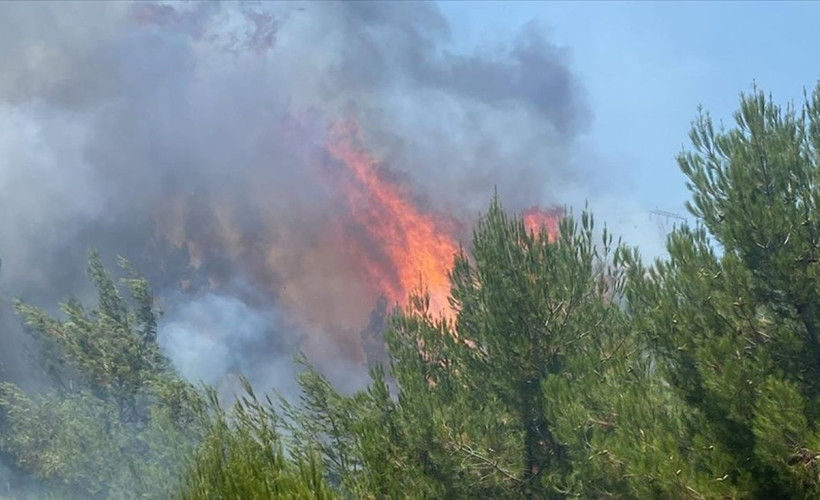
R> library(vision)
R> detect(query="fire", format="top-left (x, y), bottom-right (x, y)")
top-left (522, 205), bottom-right (563, 242)
top-left (326, 120), bottom-right (460, 320)
top-left (150, 115), bottom-right (564, 365)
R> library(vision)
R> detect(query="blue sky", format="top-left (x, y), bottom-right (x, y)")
top-left (439, 1), bottom-right (820, 256)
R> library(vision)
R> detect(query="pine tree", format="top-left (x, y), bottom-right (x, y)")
top-left (290, 197), bottom-right (643, 498)
top-left (625, 85), bottom-right (820, 498)
top-left (177, 380), bottom-right (335, 500)
top-left (0, 250), bottom-right (204, 498)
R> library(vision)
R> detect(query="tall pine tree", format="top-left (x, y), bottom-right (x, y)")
top-left (626, 85), bottom-right (820, 498)
top-left (288, 198), bottom-right (644, 498)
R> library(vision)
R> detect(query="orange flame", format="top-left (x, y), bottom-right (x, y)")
top-left (326, 120), bottom-right (459, 320)
top-left (522, 205), bottom-right (563, 242)
top-left (151, 116), bottom-right (564, 365)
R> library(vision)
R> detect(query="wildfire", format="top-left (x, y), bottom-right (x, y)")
top-left (326, 120), bottom-right (460, 320)
top-left (151, 116), bottom-right (564, 365)
top-left (127, 3), bottom-right (569, 369)
top-left (522, 205), bottom-right (563, 242)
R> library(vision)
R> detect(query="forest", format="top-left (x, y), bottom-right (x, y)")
top-left (3, 86), bottom-right (820, 499)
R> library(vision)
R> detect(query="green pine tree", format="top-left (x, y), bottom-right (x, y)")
top-left (0, 250), bottom-right (204, 499)
top-left (288, 197), bottom-right (645, 499)
top-left (177, 380), bottom-right (335, 500)
top-left (625, 84), bottom-right (820, 498)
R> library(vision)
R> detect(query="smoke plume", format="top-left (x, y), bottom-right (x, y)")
top-left (0, 1), bottom-right (588, 390)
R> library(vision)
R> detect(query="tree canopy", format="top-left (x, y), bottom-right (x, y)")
top-left (0, 252), bottom-right (203, 498)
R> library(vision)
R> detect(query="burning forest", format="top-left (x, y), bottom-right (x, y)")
top-left (4, 2), bottom-right (818, 499)
top-left (0, 1), bottom-right (577, 392)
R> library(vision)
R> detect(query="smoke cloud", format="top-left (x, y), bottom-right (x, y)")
top-left (157, 291), bottom-right (305, 401)
top-left (0, 1), bottom-right (589, 390)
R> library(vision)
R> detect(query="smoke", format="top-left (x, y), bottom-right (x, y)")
top-left (0, 1), bottom-right (588, 390)
top-left (160, 294), bottom-right (283, 384)
top-left (154, 283), bottom-right (377, 403)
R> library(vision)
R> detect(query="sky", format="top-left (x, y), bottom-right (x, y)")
top-left (439, 0), bottom-right (820, 258)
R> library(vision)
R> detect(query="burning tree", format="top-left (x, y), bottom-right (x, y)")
top-left (283, 197), bottom-right (643, 498)
top-left (266, 86), bottom-right (820, 498)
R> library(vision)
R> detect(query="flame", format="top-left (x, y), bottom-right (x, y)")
top-left (326, 120), bottom-right (459, 320)
top-left (150, 115), bottom-right (563, 365)
top-left (522, 205), bottom-right (563, 242)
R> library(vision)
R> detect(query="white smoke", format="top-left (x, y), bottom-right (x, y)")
top-left (157, 292), bottom-right (301, 399)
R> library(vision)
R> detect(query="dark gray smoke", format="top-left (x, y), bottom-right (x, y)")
top-left (0, 1), bottom-right (588, 389)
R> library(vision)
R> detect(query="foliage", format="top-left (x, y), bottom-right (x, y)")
top-left (178, 380), bottom-right (335, 500)
top-left (624, 84), bottom-right (820, 498)
top-left (284, 198), bottom-right (646, 499)
top-left (0, 251), bottom-right (204, 499)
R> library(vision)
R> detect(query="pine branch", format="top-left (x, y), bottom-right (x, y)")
top-left (450, 442), bottom-right (521, 484)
